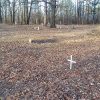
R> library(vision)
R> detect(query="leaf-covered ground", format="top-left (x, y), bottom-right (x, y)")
top-left (0, 24), bottom-right (100, 100)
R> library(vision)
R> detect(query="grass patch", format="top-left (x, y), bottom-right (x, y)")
top-left (87, 25), bottom-right (100, 36)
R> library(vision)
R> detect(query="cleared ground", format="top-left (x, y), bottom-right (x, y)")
top-left (0, 24), bottom-right (100, 100)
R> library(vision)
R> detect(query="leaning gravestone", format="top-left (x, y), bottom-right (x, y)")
top-left (56, 25), bottom-right (62, 29)
top-left (33, 26), bottom-right (40, 31)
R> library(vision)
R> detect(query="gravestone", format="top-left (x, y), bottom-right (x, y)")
top-left (29, 38), bottom-right (32, 43)
top-left (33, 26), bottom-right (40, 31)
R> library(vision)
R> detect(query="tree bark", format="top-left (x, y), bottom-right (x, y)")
top-left (0, 0), bottom-right (2, 23)
top-left (12, 0), bottom-right (16, 24)
top-left (44, 1), bottom-right (48, 26)
top-left (5, 3), bottom-right (7, 23)
top-left (27, 0), bottom-right (33, 24)
top-left (50, 0), bottom-right (56, 28)
top-left (24, 0), bottom-right (28, 24)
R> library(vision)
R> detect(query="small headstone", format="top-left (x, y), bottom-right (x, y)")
top-left (41, 23), bottom-right (44, 27)
top-left (15, 21), bottom-right (17, 25)
top-left (72, 25), bottom-right (75, 29)
top-left (34, 26), bottom-right (40, 31)
top-left (57, 25), bottom-right (62, 29)
top-left (47, 22), bottom-right (50, 27)
top-left (59, 26), bottom-right (62, 29)
top-left (37, 27), bottom-right (40, 30)
top-left (29, 38), bottom-right (32, 43)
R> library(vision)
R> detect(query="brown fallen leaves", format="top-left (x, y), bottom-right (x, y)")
top-left (0, 25), bottom-right (100, 100)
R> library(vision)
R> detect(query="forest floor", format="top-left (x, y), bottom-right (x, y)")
top-left (0, 24), bottom-right (100, 100)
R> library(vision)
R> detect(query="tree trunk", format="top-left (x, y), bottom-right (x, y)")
top-left (26, 0), bottom-right (28, 24)
top-left (12, 0), bottom-right (16, 24)
top-left (5, 4), bottom-right (7, 23)
top-left (27, 0), bottom-right (33, 24)
top-left (93, 5), bottom-right (96, 24)
top-left (24, 0), bottom-right (28, 24)
top-left (77, 0), bottom-right (79, 24)
top-left (44, 1), bottom-right (48, 26)
top-left (50, 0), bottom-right (56, 28)
top-left (87, 3), bottom-right (89, 24)
top-left (7, 0), bottom-right (12, 23)
top-left (0, 1), bottom-right (2, 23)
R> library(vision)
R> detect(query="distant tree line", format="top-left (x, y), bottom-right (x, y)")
top-left (0, 0), bottom-right (100, 28)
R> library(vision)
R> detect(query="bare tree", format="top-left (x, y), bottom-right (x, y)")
top-left (23, 0), bottom-right (28, 24)
top-left (44, 1), bottom-right (48, 26)
top-left (91, 0), bottom-right (99, 24)
top-left (50, 0), bottom-right (56, 28)
top-left (0, 0), bottom-right (2, 23)
top-left (27, 0), bottom-right (33, 24)
top-left (12, 0), bottom-right (16, 24)
top-left (0, 0), bottom-right (100, 25)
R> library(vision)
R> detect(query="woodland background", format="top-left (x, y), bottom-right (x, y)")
top-left (0, 0), bottom-right (100, 28)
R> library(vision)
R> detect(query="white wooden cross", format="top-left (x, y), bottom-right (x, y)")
top-left (68, 55), bottom-right (76, 69)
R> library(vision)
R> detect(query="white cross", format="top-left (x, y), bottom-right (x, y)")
top-left (68, 55), bottom-right (76, 69)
